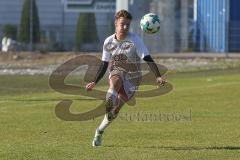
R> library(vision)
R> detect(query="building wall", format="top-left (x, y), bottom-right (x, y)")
top-left (132, 0), bottom-right (191, 53)
top-left (148, 0), bottom-right (178, 53)
top-left (0, 0), bottom-right (23, 25)
top-left (0, 0), bottom-right (115, 51)
top-left (0, 0), bottom-right (196, 52)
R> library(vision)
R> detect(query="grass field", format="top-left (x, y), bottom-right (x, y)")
top-left (0, 68), bottom-right (240, 159)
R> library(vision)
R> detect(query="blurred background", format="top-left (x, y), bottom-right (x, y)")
top-left (0, 0), bottom-right (239, 53)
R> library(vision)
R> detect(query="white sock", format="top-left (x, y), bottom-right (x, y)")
top-left (97, 89), bottom-right (118, 133)
top-left (98, 114), bottom-right (112, 132)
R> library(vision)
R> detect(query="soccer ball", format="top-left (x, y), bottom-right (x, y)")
top-left (140, 13), bottom-right (160, 34)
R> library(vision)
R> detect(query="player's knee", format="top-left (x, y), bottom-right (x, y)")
top-left (109, 75), bottom-right (122, 90)
top-left (106, 88), bottom-right (118, 100)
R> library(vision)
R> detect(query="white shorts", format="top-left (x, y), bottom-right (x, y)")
top-left (109, 69), bottom-right (141, 100)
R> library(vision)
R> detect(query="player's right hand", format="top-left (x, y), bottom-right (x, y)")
top-left (85, 82), bottom-right (96, 91)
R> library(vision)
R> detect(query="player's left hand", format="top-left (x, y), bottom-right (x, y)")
top-left (156, 76), bottom-right (167, 86)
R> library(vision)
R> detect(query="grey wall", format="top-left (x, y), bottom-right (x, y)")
top-left (0, 0), bottom-right (115, 51)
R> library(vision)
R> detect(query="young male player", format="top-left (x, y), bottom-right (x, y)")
top-left (85, 10), bottom-right (166, 147)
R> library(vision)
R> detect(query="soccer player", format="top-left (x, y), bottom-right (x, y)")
top-left (85, 10), bottom-right (166, 147)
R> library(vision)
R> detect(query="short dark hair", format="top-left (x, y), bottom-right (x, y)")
top-left (115, 10), bottom-right (132, 20)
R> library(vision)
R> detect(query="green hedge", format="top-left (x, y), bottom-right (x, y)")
top-left (18, 0), bottom-right (40, 43)
top-left (76, 13), bottom-right (99, 50)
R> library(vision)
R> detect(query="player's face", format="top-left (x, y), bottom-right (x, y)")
top-left (115, 17), bottom-right (131, 40)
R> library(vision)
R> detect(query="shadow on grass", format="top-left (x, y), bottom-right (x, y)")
top-left (104, 145), bottom-right (240, 150)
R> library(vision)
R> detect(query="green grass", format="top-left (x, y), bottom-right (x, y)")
top-left (0, 69), bottom-right (240, 159)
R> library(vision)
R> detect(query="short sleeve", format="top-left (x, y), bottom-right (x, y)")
top-left (101, 38), bottom-right (111, 62)
top-left (133, 34), bottom-right (150, 59)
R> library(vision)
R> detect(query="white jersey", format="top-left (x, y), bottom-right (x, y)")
top-left (101, 32), bottom-right (149, 72)
top-left (101, 33), bottom-right (149, 99)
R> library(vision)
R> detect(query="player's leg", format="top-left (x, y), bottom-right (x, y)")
top-left (93, 75), bottom-right (122, 146)
top-left (111, 86), bottom-right (129, 116)
top-left (112, 75), bottom-right (138, 117)
top-left (105, 75), bottom-right (122, 119)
